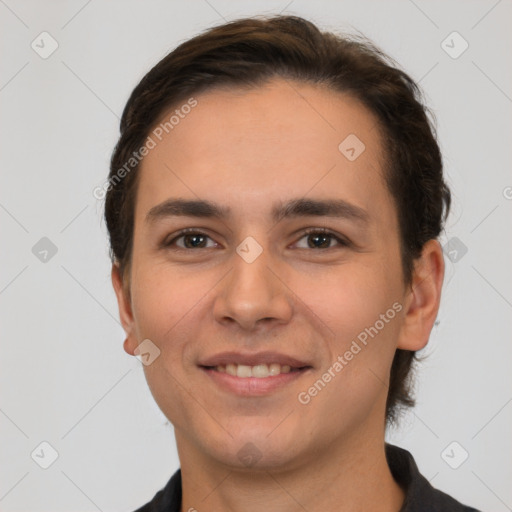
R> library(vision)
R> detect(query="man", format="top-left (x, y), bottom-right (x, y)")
top-left (106, 15), bottom-right (480, 511)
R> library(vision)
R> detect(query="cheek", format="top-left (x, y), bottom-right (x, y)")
top-left (297, 262), bottom-right (399, 341)
top-left (297, 284), bottom-right (403, 438)
top-left (130, 266), bottom-right (208, 425)
top-left (131, 264), bottom-right (202, 336)
top-left (294, 260), bottom-right (404, 415)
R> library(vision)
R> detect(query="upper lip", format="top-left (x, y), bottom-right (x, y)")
top-left (198, 351), bottom-right (311, 369)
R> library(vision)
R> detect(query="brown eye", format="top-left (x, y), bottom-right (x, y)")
top-left (165, 230), bottom-right (217, 249)
top-left (180, 233), bottom-right (208, 248)
top-left (295, 229), bottom-right (349, 250)
top-left (306, 233), bottom-right (332, 249)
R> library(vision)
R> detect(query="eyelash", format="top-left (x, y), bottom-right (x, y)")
top-left (163, 227), bottom-right (351, 251)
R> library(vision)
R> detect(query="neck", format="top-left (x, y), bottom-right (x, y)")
top-left (176, 425), bottom-right (404, 512)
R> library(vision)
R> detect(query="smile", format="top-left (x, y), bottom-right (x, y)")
top-left (207, 363), bottom-right (303, 378)
top-left (200, 365), bottom-right (311, 396)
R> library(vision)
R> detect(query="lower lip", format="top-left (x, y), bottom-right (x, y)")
top-left (200, 367), bottom-right (310, 396)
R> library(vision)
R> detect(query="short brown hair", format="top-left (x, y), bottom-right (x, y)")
top-left (105, 15), bottom-right (451, 426)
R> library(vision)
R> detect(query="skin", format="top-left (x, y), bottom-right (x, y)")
top-left (112, 78), bottom-right (444, 512)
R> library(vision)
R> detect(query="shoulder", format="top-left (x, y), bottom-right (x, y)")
top-left (131, 469), bottom-right (182, 512)
top-left (385, 444), bottom-right (481, 512)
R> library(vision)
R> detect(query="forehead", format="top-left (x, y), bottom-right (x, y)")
top-left (135, 78), bottom-right (392, 225)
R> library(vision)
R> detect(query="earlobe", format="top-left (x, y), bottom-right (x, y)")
top-left (397, 240), bottom-right (445, 352)
top-left (111, 263), bottom-right (137, 356)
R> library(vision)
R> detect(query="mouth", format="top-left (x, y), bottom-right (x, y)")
top-left (197, 352), bottom-right (313, 396)
top-left (201, 362), bottom-right (309, 378)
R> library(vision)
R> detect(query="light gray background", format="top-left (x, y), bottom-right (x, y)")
top-left (1, 1), bottom-right (511, 511)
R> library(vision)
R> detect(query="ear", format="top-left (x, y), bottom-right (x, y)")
top-left (111, 263), bottom-right (137, 356)
top-left (397, 239), bottom-right (445, 351)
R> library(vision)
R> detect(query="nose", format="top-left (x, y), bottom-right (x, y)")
top-left (212, 244), bottom-right (293, 332)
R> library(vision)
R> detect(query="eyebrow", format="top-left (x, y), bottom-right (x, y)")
top-left (145, 197), bottom-right (370, 225)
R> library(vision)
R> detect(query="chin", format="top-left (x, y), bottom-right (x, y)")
top-left (208, 427), bottom-right (304, 471)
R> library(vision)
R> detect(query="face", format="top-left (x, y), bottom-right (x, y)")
top-left (113, 78), bottom-right (441, 471)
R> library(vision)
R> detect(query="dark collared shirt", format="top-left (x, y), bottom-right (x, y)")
top-left (133, 444), bottom-right (481, 511)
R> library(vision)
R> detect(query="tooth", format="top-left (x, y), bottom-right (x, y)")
top-left (216, 363), bottom-right (299, 377)
top-left (226, 364), bottom-right (237, 376)
top-left (268, 363), bottom-right (281, 376)
top-left (252, 364), bottom-right (270, 378)
top-left (236, 364), bottom-right (252, 378)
